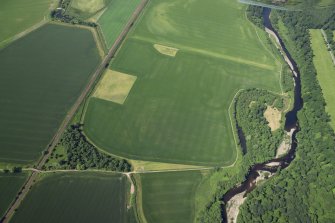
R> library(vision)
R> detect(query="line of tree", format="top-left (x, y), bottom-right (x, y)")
top-left (246, 5), bottom-right (264, 28)
top-left (236, 89), bottom-right (284, 167)
top-left (238, 7), bottom-right (335, 223)
top-left (197, 89), bottom-right (285, 223)
top-left (324, 29), bottom-right (335, 52)
top-left (44, 124), bottom-right (132, 172)
top-left (2, 167), bottom-right (22, 174)
top-left (50, 0), bottom-right (97, 27)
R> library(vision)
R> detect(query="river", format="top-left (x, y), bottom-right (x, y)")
top-left (221, 8), bottom-right (304, 223)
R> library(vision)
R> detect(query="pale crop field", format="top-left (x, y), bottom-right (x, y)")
top-left (93, 69), bottom-right (137, 104)
top-left (66, 0), bottom-right (112, 20)
top-left (310, 29), bottom-right (335, 129)
top-left (70, 0), bottom-right (105, 14)
top-left (84, 0), bottom-right (282, 166)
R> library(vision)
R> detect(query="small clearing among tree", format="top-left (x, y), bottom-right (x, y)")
top-left (264, 106), bottom-right (281, 131)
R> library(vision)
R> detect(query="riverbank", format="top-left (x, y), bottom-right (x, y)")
top-left (223, 7), bottom-right (303, 222)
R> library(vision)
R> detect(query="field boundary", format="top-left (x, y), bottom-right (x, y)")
top-left (1, 3), bottom-right (290, 223)
top-left (48, 21), bottom-right (106, 58)
top-left (321, 29), bottom-right (335, 65)
top-left (0, 0), bottom-right (57, 49)
top-left (226, 89), bottom-right (244, 169)
top-left (0, 19), bottom-right (48, 50)
top-left (244, 9), bottom-right (284, 95)
top-left (1, 0), bottom-right (149, 221)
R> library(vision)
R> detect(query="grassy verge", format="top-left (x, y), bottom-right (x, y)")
top-left (310, 29), bottom-right (335, 129)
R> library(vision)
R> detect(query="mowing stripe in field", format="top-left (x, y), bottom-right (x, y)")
top-left (139, 171), bottom-right (204, 223)
top-left (0, 24), bottom-right (101, 164)
top-left (83, 0), bottom-right (282, 166)
top-left (10, 172), bottom-right (130, 223)
top-left (310, 29), bottom-right (335, 129)
top-left (0, 173), bottom-right (28, 218)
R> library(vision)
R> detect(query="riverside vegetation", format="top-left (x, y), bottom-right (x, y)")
top-left (238, 6), bottom-right (335, 222)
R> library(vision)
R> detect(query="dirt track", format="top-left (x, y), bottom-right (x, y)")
top-left (1, 1), bottom-right (148, 222)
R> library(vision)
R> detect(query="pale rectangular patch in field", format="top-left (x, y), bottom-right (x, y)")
top-left (93, 70), bottom-right (137, 104)
top-left (154, 44), bottom-right (179, 57)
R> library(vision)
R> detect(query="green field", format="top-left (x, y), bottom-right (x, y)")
top-left (0, 173), bottom-right (28, 218)
top-left (139, 171), bottom-right (204, 223)
top-left (310, 29), bottom-right (335, 129)
top-left (11, 172), bottom-right (131, 223)
top-left (0, 0), bottom-right (51, 46)
top-left (84, 0), bottom-right (281, 166)
top-left (0, 24), bottom-right (100, 164)
top-left (98, 0), bottom-right (142, 48)
top-left (66, 0), bottom-right (112, 20)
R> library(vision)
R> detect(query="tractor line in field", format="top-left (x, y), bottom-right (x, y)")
top-left (0, 1), bottom-right (148, 222)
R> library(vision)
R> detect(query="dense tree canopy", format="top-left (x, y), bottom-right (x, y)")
top-left (44, 124), bottom-right (131, 172)
top-left (239, 7), bottom-right (335, 223)
top-left (198, 88), bottom-right (285, 223)
top-left (50, 0), bottom-right (97, 27)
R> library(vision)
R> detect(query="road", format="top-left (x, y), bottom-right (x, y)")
top-left (1, 1), bottom-right (148, 222)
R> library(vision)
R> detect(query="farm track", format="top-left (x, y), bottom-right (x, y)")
top-left (0, 2), bottom-right (286, 222)
top-left (0, 0), bottom-right (148, 222)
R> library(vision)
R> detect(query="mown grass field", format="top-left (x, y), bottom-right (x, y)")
top-left (84, 0), bottom-right (281, 166)
top-left (0, 24), bottom-right (100, 164)
top-left (138, 171), bottom-right (204, 223)
top-left (98, 0), bottom-right (142, 48)
top-left (0, 0), bottom-right (51, 46)
top-left (0, 173), bottom-right (28, 217)
top-left (310, 29), bottom-right (335, 129)
top-left (11, 172), bottom-right (130, 223)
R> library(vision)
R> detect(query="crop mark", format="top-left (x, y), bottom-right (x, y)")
top-left (93, 69), bottom-right (137, 104)
top-left (133, 36), bottom-right (275, 71)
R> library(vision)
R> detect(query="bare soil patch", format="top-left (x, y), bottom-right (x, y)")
top-left (276, 140), bottom-right (289, 158)
top-left (226, 192), bottom-right (246, 223)
top-left (93, 70), bottom-right (137, 104)
top-left (264, 106), bottom-right (281, 131)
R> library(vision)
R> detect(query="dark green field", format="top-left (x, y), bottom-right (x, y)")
top-left (84, 0), bottom-right (281, 166)
top-left (139, 171), bottom-right (204, 223)
top-left (0, 173), bottom-right (28, 217)
top-left (11, 172), bottom-right (130, 223)
top-left (0, 24), bottom-right (100, 164)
